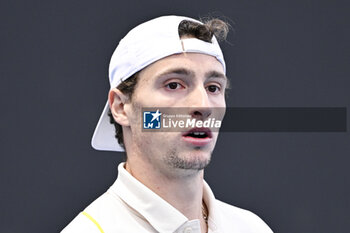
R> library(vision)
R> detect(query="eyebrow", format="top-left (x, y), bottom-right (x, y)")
top-left (156, 68), bottom-right (195, 78)
top-left (156, 68), bottom-right (227, 80)
top-left (205, 70), bottom-right (227, 80)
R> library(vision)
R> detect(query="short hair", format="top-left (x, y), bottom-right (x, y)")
top-left (108, 18), bottom-right (229, 150)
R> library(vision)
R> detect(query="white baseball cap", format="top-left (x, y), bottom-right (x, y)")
top-left (91, 15), bottom-right (226, 152)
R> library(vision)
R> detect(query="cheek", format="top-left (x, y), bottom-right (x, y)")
top-left (211, 95), bottom-right (226, 107)
top-left (132, 132), bottom-right (178, 161)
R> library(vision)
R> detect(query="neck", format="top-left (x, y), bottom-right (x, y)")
top-left (125, 154), bottom-right (207, 232)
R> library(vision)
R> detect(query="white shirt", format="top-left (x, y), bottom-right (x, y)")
top-left (62, 163), bottom-right (273, 233)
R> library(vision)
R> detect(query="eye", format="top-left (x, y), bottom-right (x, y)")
top-left (165, 82), bottom-right (183, 90)
top-left (206, 85), bottom-right (221, 93)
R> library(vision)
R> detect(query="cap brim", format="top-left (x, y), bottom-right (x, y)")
top-left (91, 101), bottom-right (125, 152)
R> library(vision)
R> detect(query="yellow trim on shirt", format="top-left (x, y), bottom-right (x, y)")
top-left (82, 211), bottom-right (105, 233)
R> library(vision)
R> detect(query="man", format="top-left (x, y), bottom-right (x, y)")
top-left (62, 15), bottom-right (273, 233)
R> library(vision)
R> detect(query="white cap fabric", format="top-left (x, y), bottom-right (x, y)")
top-left (91, 15), bottom-right (226, 152)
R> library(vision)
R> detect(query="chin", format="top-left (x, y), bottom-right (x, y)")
top-left (165, 148), bottom-right (212, 171)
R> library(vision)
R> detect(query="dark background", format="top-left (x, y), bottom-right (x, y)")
top-left (1, 0), bottom-right (349, 232)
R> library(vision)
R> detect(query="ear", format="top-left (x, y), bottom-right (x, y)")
top-left (108, 88), bottom-right (130, 126)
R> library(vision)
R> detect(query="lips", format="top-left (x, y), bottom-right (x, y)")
top-left (182, 127), bottom-right (213, 146)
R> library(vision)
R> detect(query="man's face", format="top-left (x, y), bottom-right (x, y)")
top-left (124, 52), bottom-right (227, 176)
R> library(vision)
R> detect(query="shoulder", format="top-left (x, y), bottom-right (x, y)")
top-left (61, 211), bottom-right (102, 233)
top-left (61, 191), bottom-right (132, 233)
top-left (214, 199), bottom-right (273, 233)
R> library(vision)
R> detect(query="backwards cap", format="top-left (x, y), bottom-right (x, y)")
top-left (91, 15), bottom-right (226, 152)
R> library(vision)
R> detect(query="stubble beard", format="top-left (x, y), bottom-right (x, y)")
top-left (164, 146), bottom-right (212, 171)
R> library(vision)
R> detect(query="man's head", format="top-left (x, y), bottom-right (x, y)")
top-left (108, 18), bottom-right (229, 149)
top-left (91, 15), bottom-right (229, 173)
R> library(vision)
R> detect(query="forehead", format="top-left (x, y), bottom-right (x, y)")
top-left (138, 52), bottom-right (225, 81)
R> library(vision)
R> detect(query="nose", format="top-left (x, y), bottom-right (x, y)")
top-left (188, 86), bottom-right (212, 120)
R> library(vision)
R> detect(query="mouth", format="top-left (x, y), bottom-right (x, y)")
top-left (181, 127), bottom-right (213, 147)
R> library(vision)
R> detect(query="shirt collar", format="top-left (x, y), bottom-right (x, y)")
top-left (109, 162), bottom-right (221, 233)
top-left (110, 163), bottom-right (188, 233)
